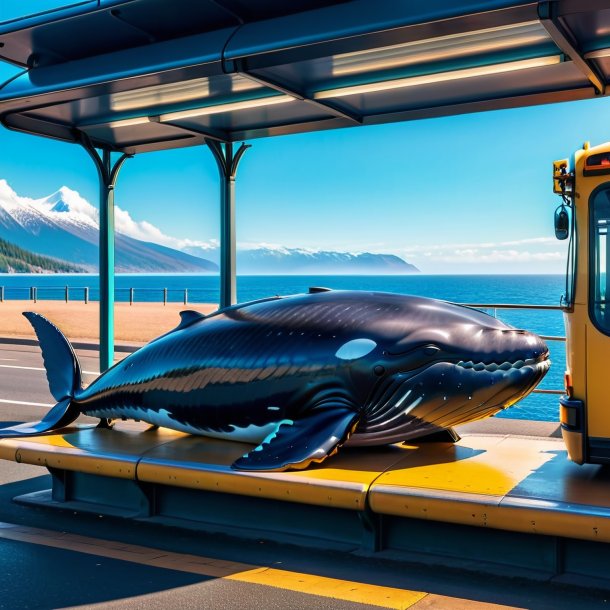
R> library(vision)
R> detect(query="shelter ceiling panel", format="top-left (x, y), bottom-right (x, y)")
top-left (229, 116), bottom-right (356, 142)
top-left (0, 0), bottom-right (352, 68)
top-left (318, 61), bottom-right (589, 118)
top-left (117, 133), bottom-right (207, 155)
top-left (241, 20), bottom-right (557, 91)
top-left (207, 0), bottom-right (351, 23)
top-left (0, 28), bottom-right (233, 114)
top-left (588, 52), bottom-right (610, 82)
top-left (237, 15), bottom-right (565, 106)
top-left (558, 4), bottom-right (610, 55)
top-left (0, 8), bottom-right (156, 67)
top-left (11, 72), bottom-right (270, 126)
top-left (77, 118), bottom-right (206, 151)
top-left (226, 2), bottom-right (542, 75)
top-left (160, 99), bottom-right (336, 137)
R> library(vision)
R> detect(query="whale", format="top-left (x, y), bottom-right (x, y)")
top-left (0, 290), bottom-right (550, 471)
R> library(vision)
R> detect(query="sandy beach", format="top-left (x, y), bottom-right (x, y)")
top-left (0, 301), bottom-right (218, 344)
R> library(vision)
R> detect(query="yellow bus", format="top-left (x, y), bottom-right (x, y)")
top-left (555, 142), bottom-right (610, 465)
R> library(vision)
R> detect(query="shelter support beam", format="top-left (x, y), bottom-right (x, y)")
top-left (81, 141), bottom-right (131, 370)
top-left (205, 140), bottom-right (250, 308)
top-left (539, 1), bottom-right (605, 95)
top-left (233, 63), bottom-right (362, 125)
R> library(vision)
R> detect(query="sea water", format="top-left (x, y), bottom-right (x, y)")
top-left (0, 273), bottom-right (567, 422)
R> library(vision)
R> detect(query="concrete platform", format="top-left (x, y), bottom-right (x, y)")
top-left (2, 420), bottom-right (610, 588)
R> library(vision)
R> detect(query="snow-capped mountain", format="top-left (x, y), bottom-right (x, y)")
top-left (184, 245), bottom-right (419, 275)
top-left (0, 181), bottom-right (217, 273)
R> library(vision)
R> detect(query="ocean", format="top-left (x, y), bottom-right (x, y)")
top-left (0, 273), bottom-right (566, 423)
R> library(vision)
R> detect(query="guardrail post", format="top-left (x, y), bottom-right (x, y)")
top-left (84, 287), bottom-right (89, 304)
top-left (0, 286), bottom-right (4, 302)
top-left (184, 288), bottom-right (188, 305)
top-left (163, 288), bottom-right (168, 305)
top-left (33, 287), bottom-right (37, 303)
top-left (130, 287), bottom-right (134, 306)
top-left (65, 285), bottom-right (69, 303)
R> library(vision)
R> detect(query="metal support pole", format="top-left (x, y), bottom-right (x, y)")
top-left (81, 140), bottom-right (131, 371)
top-left (205, 139), bottom-right (250, 308)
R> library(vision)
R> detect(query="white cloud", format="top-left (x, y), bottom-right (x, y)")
top-left (429, 249), bottom-right (564, 264)
top-left (390, 235), bottom-right (568, 272)
top-left (41, 186), bottom-right (219, 251)
top-left (398, 236), bottom-right (558, 255)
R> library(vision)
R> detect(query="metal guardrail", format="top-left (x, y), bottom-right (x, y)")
top-left (0, 286), bottom-right (198, 305)
top-left (461, 302), bottom-right (565, 396)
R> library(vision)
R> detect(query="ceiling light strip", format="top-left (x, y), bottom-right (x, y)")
top-left (158, 95), bottom-right (295, 122)
top-left (314, 55), bottom-right (563, 100)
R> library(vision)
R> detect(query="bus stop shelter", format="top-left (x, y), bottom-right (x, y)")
top-left (1, 0), bottom-right (610, 369)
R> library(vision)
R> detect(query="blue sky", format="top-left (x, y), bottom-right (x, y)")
top-left (2, 5), bottom-right (610, 273)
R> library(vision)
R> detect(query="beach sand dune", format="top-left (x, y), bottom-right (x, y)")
top-left (0, 301), bottom-right (218, 345)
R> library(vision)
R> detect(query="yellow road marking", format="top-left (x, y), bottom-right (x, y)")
top-left (226, 567), bottom-right (425, 608)
top-left (0, 522), bottom-right (426, 609)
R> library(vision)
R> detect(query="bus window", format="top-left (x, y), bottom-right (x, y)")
top-left (590, 186), bottom-right (610, 332)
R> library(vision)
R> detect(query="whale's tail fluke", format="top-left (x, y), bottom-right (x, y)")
top-left (0, 312), bottom-right (82, 438)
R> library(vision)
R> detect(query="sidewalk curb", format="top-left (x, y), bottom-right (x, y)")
top-left (0, 336), bottom-right (139, 353)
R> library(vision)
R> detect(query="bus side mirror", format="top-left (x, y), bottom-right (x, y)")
top-left (555, 205), bottom-right (570, 240)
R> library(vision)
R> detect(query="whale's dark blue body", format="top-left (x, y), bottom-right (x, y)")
top-left (1, 290), bottom-right (550, 471)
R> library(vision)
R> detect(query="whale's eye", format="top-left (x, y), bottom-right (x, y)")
top-left (335, 338), bottom-right (377, 360)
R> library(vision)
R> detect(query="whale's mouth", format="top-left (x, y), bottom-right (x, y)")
top-left (350, 352), bottom-right (550, 447)
top-left (455, 354), bottom-right (550, 374)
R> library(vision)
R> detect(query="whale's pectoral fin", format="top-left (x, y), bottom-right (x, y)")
top-left (232, 407), bottom-right (360, 472)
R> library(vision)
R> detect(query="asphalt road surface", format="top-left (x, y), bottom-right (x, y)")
top-left (0, 341), bottom-right (607, 609)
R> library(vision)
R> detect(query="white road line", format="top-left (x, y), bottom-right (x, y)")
top-left (0, 364), bottom-right (99, 375)
top-left (0, 365), bottom-right (43, 372)
top-left (0, 398), bottom-right (53, 408)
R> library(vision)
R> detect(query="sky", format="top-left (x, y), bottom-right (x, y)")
top-left (2, 3), bottom-right (610, 274)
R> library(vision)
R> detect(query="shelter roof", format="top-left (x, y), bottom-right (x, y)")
top-left (0, 0), bottom-right (609, 153)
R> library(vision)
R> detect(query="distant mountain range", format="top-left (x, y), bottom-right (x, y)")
top-left (184, 245), bottom-right (418, 275)
top-left (0, 181), bottom-right (419, 274)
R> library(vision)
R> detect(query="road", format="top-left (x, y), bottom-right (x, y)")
top-left (0, 341), bottom-right (607, 609)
